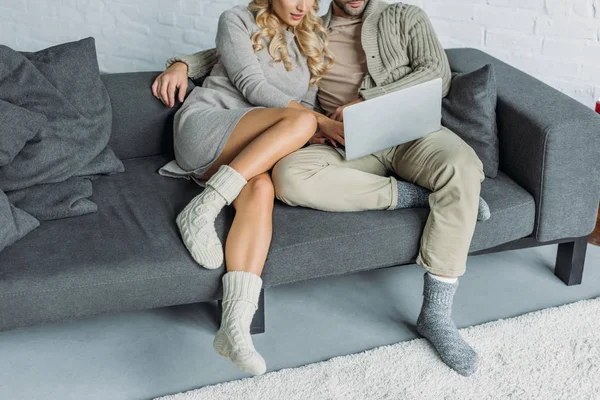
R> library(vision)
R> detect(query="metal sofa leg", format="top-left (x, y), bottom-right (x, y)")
top-left (554, 236), bottom-right (588, 286)
top-left (217, 288), bottom-right (265, 335)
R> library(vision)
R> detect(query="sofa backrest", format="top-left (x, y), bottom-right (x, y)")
top-left (102, 56), bottom-right (467, 161)
top-left (101, 72), bottom-right (195, 161)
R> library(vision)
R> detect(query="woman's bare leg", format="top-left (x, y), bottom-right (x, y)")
top-left (200, 107), bottom-right (317, 181)
top-left (178, 107), bottom-right (314, 270)
top-left (225, 172), bottom-right (274, 276)
top-left (213, 172), bottom-right (274, 376)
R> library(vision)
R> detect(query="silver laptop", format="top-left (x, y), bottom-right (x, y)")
top-left (337, 78), bottom-right (442, 160)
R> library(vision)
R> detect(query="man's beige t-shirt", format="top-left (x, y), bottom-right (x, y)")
top-left (317, 15), bottom-right (368, 116)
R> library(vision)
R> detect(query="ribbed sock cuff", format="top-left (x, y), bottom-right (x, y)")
top-left (222, 271), bottom-right (263, 307)
top-left (427, 272), bottom-right (458, 284)
top-left (423, 272), bottom-right (458, 306)
top-left (207, 165), bottom-right (247, 205)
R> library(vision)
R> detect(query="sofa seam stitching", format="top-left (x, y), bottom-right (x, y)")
top-left (0, 274), bottom-right (203, 299)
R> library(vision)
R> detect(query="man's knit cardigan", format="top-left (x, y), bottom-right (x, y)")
top-left (166, 0), bottom-right (451, 102)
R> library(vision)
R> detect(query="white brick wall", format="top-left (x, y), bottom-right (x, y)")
top-left (421, 0), bottom-right (600, 108)
top-left (1, 0), bottom-right (599, 108)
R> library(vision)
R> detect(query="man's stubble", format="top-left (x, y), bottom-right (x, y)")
top-left (331, 0), bottom-right (369, 17)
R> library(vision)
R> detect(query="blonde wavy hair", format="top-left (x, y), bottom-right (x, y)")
top-left (247, 0), bottom-right (334, 86)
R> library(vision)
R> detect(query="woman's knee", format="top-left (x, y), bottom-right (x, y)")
top-left (246, 172), bottom-right (275, 200)
top-left (285, 110), bottom-right (318, 139)
top-left (233, 172), bottom-right (274, 210)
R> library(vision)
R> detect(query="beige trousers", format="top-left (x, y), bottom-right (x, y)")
top-left (271, 126), bottom-right (485, 277)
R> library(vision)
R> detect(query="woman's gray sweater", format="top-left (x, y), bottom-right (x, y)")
top-left (159, 5), bottom-right (317, 182)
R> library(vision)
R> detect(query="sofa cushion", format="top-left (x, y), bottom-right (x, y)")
top-left (0, 156), bottom-right (216, 332)
top-left (261, 172), bottom-right (534, 286)
top-left (102, 72), bottom-right (195, 160)
top-left (442, 64), bottom-right (499, 178)
top-left (0, 156), bottom-right (534, 332)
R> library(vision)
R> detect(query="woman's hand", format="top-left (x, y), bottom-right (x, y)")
top-left (151, 62), bottom-right (189, 108)
top-left (330, 97), bottom-right (364, 122)
top-left (317, 117), bottom-right (345, 147)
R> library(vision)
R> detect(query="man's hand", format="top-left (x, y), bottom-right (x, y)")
top-left (330, 97), bottom-right (364, 122)
top-left (308, 132), bottom-right (329, 146)
top-left (317, 117), bottom-right (345, 146)
top-left (151, 62), bottom-right (189, 108)
top-left (308, 130), bottom-right (341, 147)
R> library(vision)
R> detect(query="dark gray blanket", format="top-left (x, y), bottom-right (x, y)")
top-left (0, 38), bottom-right (124, 252)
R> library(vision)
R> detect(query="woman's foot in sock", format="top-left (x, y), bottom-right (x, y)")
top-left (213, 271), bottom-right (267, 376)
top-left (176, 165), bottom-right (247, 269)
top-left (213, 309), bottom-right (267, 376)
top-left (176, 188), bottom-right (226, 269)
top-left (416, 273), bottom-right (478, 376)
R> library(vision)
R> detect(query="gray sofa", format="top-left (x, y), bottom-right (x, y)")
top-left (1, 48), bottom-right (599, 334)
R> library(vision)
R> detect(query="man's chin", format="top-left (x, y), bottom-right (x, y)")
top-left (343, 3), bottom-right (366, 15)
top-left (333, 0), bottom-right (367, 17)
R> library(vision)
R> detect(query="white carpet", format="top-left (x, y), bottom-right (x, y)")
top-left (156, 297), bottom-right (600, 400)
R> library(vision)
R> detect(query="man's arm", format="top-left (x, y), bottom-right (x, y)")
top-left (165, 48), bottom-right (218, 82)
top-left (359, 6), bottom-right (451, 100)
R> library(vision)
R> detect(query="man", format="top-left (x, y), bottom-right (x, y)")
top-left (271, 0), bottom-right (487, 376)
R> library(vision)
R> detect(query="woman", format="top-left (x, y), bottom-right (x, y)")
top-left (151, 0), bottom-right (338, 376)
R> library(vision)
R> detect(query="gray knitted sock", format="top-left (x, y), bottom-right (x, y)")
top-left (394, 179), bottom-right (491, 222)
top-left (477, 196), bottom-right (491, 221)
top-left (395, 180), bottom-right (431, 209)
top-left (416, 273), bottom-right (478, 376)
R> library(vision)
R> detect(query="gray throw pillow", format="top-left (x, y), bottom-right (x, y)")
top-left (442, 63), bottom-right (499, 178)
top-left (0, 103), bottom-right (42, 166)
top-left (0, 191), bottom-right (39, 253)
top-left (0, 37), bottom-right (124, 221)
top-left (4, 37), bottom-right (123, 187)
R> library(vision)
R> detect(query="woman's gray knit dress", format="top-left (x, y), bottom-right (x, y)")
top-left (159, 5), bottom-right (317, 184)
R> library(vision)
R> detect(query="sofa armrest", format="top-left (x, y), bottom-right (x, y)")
top-left (101, 72), bottom-right (195, 160)
top-left (446, 48), bottom-right (600, 242)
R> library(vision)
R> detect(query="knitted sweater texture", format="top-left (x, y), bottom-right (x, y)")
top-left (166, 0), bottom-right (451, 102)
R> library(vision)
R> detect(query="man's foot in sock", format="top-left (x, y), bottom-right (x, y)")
top-left (395, 180), bottom-right (431, 209)
top-left (395, 180), bottom-right (491, 221)
top-left (477, 197), bottom-right (491, 221)
top-left (176, 188), bottom-right (226, 269)
top-left (416, 273), bottom-right (478, 376)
